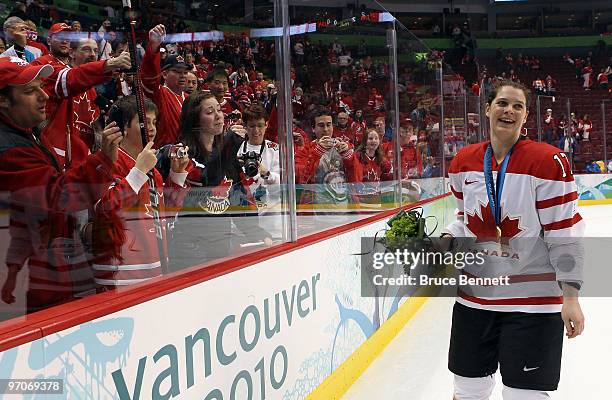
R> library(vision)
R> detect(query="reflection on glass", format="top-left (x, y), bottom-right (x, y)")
top-left (0, 0), bottom-right (526, 322)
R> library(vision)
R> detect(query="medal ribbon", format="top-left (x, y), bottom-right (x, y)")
top-left (483, 144), bottom-right (513, 232)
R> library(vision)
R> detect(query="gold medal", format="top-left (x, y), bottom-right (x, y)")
top-left (496, 225), bottom-right (502, 239)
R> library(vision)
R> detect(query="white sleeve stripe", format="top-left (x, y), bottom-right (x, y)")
top-left (54, 71), bottom-right (62, 97)
top-left (534, 177), bottom-right (577, 196)
top-left (55, 68), bottom-right (70, 98)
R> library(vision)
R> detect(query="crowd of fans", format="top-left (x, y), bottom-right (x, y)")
top-left (0, 2), bottom-right (444, 316)
top-left (563, 52), bottom-right (612, 92)
top-left (472, 46), bottom-right (612, 166)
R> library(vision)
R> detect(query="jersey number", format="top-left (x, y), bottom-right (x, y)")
top-left (553, 153), bottom-right (572, 178)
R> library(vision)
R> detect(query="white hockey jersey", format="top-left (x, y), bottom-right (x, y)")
top-left (443, 139), bottom-right (585, 313)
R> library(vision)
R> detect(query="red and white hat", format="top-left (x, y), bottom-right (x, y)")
top-left (0, 57), bottom-right (53, 89)
top-left (48, 22), bottom-right (72, 36)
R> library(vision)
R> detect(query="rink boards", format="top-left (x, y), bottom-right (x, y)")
top-left (0, 174), bottom-right (608, 400)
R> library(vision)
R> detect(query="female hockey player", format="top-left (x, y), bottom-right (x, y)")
top-left (441, 80), bottom-right (585, 400)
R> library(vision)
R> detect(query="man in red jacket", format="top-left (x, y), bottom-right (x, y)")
top-left (0, 57), bottom-right (122, 312)
top-left (295, 106), bottom-right (362, 207)
top-left (32, 23), bottom-right (131, 168)
top-left (70, 37), bottom-right (104, 150)
top-left (333, 111), bottom-right (355, 145)
top-left (141, 24), bottom-right (190, 147)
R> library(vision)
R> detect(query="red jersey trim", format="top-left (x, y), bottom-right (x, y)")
top-left (451, 186), bottom-right (463, 200)
top-left (536, 191), bottom-right (578, 209)
top-left (458, 290), bottom-right (563, 305)
top-left (541, 213), bottom-right (583, 231)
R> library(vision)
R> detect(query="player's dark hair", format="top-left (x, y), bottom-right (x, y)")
top-left (487, 79), bottom-right (531, 107)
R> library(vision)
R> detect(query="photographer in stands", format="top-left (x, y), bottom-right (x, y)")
top-left (160, 92), bottom-right (271, 271)
top-left (236, 104), bottom-right (281, 240)
top-left (295, 106), bottom-right (362, 209)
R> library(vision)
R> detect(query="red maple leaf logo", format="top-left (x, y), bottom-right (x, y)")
top-left (211, 178), bottom-right (233, 199)
top-left (466, 202), bottom-right (522, 244)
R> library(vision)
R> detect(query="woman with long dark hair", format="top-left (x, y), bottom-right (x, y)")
top-left (355, 128), bottom-right (392, 184)
top-left (353, 128), bottom-right (391, 205)
top-left (161, 92), bottom-right (271, 270)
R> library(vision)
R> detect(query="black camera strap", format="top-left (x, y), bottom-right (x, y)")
top-left (241, 139), bottom-right (266, 158)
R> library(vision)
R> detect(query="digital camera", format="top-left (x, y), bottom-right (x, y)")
top-left (228, 110), bottom-right (242, 121)
top-left (240, 151), bottom-right (261, 177)
top-left (169, 144), bottom-right (188, 159)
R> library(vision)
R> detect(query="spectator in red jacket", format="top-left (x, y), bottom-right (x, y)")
top-left (295, 106), bottom-right (362, 206)
top-left (353, 128), bottom-right (392, 206)
top-left (471, 81), bottom-right (480, 96)
top-left (0, 58), bottom-right (122, 312)
top-left (356, 128), bottom-right (392, 183)
top-left (70, 37), bottom-right (104, 150)
top-left (598, 68), bottom-right (609, 91)
top-left (91, 96), bottom-right (189, 290)
top-left (543, 108), bottom-right (555, 144)
top-left (367, 87), bottom-right (384, 111)
top-left (141, 24), bottom-right (190, 147)
top-left (333, 111), bottom-right (355, 144)
top-left (206, 67), bottom-right (239, 117)
top-left (579, 114), bottom-right (593, 142)
top-left (32, 23), bottom-right (131, 168)
top-left (382, 119), bottom-right (422, 179)
top-left (350, 109), bottom-right (367, 144)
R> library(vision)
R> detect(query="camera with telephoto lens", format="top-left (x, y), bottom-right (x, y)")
top-left (169, 144), bottom-right (188, 159)
top-left (240, 151), bottom-right (261, 177)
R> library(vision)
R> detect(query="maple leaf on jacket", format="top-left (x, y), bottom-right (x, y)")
top-left (466, 202), bottom-right (522, 244)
